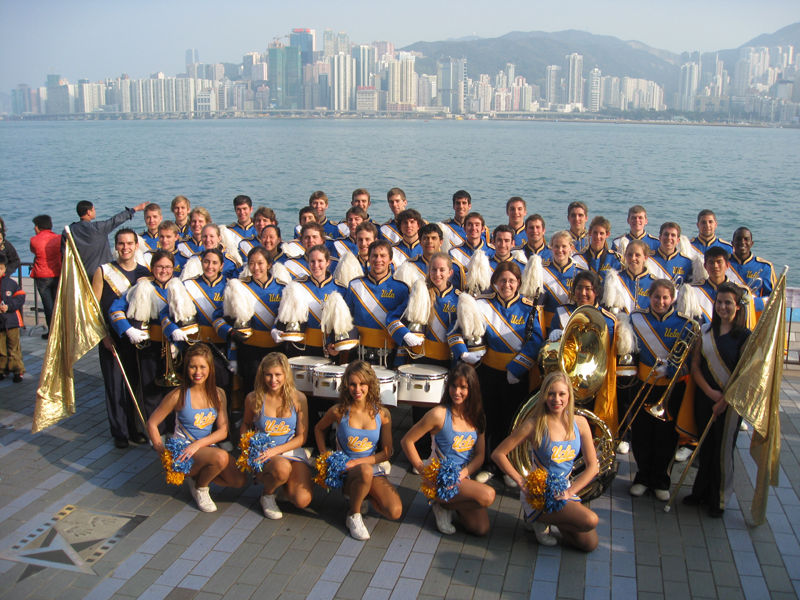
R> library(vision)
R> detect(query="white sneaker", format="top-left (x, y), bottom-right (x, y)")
top-left (185, 477), bottom-right (196, 493)
top-left (360, 499), bottom-right (370, 515)
top-left (431, 502), bottom-right (456, 535)
top-left (527, 521), bottom-right (557, 546)
top-left (629, 483), bottom-right (647, 497)
top-left (674, 446), bottom-right (693, 462)
top-left (740, 421), bottom-right (748, 432)
top-left (503, 475), bottom-right (518, 489)
top-left (475, 470), bottom-right (494, 484)
top-left (346, 513), bottom-right (370, 540)
top-left (193, 486), bottom-right (217, 512)
top-left (654, 489), bottom-right (670, 502)
top-left (260, 494), bottom-right (283, 519)
top-left (617, 441), bottom-right (630, 455)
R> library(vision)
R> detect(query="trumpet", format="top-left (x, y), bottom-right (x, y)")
top-left (616, 319), bottom-right (700, 440)
top-left (156, 335), bottom-right (183, 388)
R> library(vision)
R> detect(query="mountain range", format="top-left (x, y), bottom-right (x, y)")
top-left (401, 22), bottom-right (800, 99)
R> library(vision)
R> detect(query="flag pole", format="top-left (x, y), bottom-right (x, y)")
top-left (664, 416), bottom-right (715, 513)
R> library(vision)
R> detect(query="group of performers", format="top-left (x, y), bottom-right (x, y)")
top-left (90, 188), bottom-right (775, 544)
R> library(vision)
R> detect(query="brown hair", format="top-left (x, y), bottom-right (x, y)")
top-left (441, 363), bottom-right (485, 434)
top-left (337, 361), bottom-right (382, 418)
top-left (171, 195), bottom-right (190, 211)
top-left (177, 344), bottom-right (220, 411)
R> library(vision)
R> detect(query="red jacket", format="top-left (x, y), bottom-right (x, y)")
top-left (30, 230), bottom-right (62, 278)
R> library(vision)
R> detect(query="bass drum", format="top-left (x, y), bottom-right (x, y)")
top-left (509, 393), bottom-right (618, 502)
top-left (289, 356), bottom-right (332, 393)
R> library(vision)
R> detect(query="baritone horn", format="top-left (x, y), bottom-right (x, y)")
top-left (156, 333), bottom-right (183, 388)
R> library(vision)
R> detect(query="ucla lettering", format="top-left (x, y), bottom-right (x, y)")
top-left (665, 327), bottom-right (680, 338)
top-left (443, 302), bottom-right (456, 313)
top-left (672, 267), bottom-right (685, 275)
top-left (510, 315), bottom-right (525, 325)
top-left (381, 290), bottom-right (395, 299)
top-left (638, 288), bottom-right (649, 296)
top-left (269, 293), bottom-right (282, 302)
top-left (213, 293), bottom-right (223, 302)
top-left (452, 434), bottom-right (475, 453)
top-left (551, 444), bottom-right (577, 463)
top-left (347, 436), bottom-right (373, 453)
top-left (264, 419), bottom-right (292, 437)
top-left (747, 270), bottom-right (760, 279)
top-left (194, 411), bottom-right (216, 429)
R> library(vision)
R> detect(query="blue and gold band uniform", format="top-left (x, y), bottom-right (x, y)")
top-left (140, 230), bottom-right (160, 252)
top-left (541, 258), bottom-right (585, 327)
top-left (611, 232), bottom-right (660, 254)
top-left (729, 253), bottom-right (775, 297)
top-left (220, 250), bottom-right (241, 280)
top-left (577, 246), bottom-right (623, 283)
top-left (486, 249), bottom-right (526, 275)
top-left (284, 253), bottom-right (339, 280)
top-left (511, 225), bottom-right (526, 248)
top-left (689, 235), bottom-right (733, 256)
top-left (344, 270), bottom-right (412, 360)
top-left (570, 229), bottom-right (589, 253)
top-left (177, 236), bottom-right (204, 258)
top-left (333, 237), bottom-right (358, 259)
top-left (449, 239), bottom-right (492, 272)
top-left (212, 274), bottom-right (286, 395)
top-left (176, 222), bottom-right (191, 241)
top-left (228, 220), bottom-right (256, 242)
top-left (109, 277), bottom-right (173, 430)
top-left (617, 268), bottom-right (657, 313)
top-left (319, 218), bottom-right (343, 240)
top-left (404, 254), bottom-right (466, 292)
top-left (401, 284), bottom-right (461, 364)
top-left (440, 217), bottom-right (488, 248)
top-left (392, 238), bottom-right (423, 265)
top-left (646, 249), bottom-right (693, 284)
top-left (521, 241), bottom-right (553, 263)
top-left (550, 302), bottom-right (616, 339)
top-left (277, 272), bottom-right (347, 356)
top-left (629, 305), bottom-right (692, 492)
top-left (683, 277), bottom-right (758, 329)
top-left (143, 248), bottom-right (188, 276)
top-left (449, 291), bottom-right (544, 465)
top-left (380, 218), bottom-right (402, 244)
top-left (98, 261), bottom-right (151, 442)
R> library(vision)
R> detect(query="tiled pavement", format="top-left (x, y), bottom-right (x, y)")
top-left (1, 333), bottom-right (800, 600)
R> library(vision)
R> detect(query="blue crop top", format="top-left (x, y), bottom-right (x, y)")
top-left (254, 402), bottom-right (297, 446)
top-left (532, 420), bottom-right (581, 479)
top-left (337, 409), bottom-right (382, 459)
top-left (175, 389), bottom-right (218, 441)
top-left (433, 408), bottom-right (477, 468)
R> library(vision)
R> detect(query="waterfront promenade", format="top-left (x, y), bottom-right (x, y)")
top-left (1, 333), bottom-right (799, 600)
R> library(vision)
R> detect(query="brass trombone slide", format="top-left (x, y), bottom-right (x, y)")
top-left (615, 357), bottom-right (665, 442)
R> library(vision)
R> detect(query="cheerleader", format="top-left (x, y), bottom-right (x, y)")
top-left (146, 344), bottom-right (246, 512)
top-left (683, 282), bottom-right (751, 517)
top-left (450, 262), bottom-right (544, 485)
top-left (240, 353), bottom-right (313, 519)
top-left (400, 364), bottom-right (495, 536)
top-left (314, 361), bottom-right (402, 540)
top-left (493, 371), bottom-right (599, 551)
top-left (541, 231), bottom-right (586, 327)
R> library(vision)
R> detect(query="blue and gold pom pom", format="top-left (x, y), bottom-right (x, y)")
top-left (420, 457), bottom-right (461, 503)
top-left (314, 450), bottom-right (349, 490)
top-left (237, 431), bottom-right (277, 474)
top-left (162, 438), bottom-right (193, 485)
top-left (524, 468), bottom-right (570, 513)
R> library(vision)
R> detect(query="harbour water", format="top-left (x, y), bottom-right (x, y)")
top-left (1, 119), bottom-right (798, 284)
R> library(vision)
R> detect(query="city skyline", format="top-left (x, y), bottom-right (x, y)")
top-left (0, 0), bottom-right (798, 92)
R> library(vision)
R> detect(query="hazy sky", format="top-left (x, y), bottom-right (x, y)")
top-left (1, 0), bottom-right (798, 91)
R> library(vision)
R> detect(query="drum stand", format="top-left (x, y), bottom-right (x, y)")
top-left (358, 342), bottom-right (390, 368)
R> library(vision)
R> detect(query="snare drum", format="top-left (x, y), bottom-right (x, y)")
top-left (372, 367), bottom-right (398, 407)
top-left (396, 364), bottom-right (448, 405)
top-left (289, 356), bottom-right (332, 393)
top-left (312, 364), bottom-right (347, 399)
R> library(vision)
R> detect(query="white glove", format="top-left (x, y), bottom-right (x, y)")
top-left (125, 328), bottom-right (149, 344)
top-left (403, 332), bottom-right (425, 347)
top-left (460, 351), bottom-right (484, 365)
top-left (548, 329), bottom-right (563, 342)
top-left (228, 360), bottom-right (237, 373)
top-left (654, 363), bottom-right (667, 378)
top-left (507, 371), bottom-right (520, 385)
top-left (271, 329), bottom-right (283, 344)
top-left (170, 344), bottom-right (179, 360)
top-left (172, 329), bottom-right (189, 342)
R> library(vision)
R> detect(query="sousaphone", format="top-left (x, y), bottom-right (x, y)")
top-left (509, 305), bottom-right (618, 502)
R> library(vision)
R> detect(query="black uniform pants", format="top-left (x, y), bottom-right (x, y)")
top-left (691, 392), bottom-right (741, 509)
top-left (98, 338), bottom-right (141, 441)
top-left (137, 342), bottom-right (173, 435)
top-left (477, 364), bottom-right (530, 470)
top-left (630, 379), bottom-right (686, 490)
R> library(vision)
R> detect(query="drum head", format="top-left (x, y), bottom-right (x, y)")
top-left (397, 364), bottom-right (448, 379)
top-left (289, 356), bottom-right (332, 369)
top-left (372, 367), bottom-right (398, 383)
top-left (313, 364), bottom-right (347, 376)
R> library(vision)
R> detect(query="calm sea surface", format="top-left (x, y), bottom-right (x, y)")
top-left (1, 119), bottom-right (798, 285)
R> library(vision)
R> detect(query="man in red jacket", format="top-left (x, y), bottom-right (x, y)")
top-left (30, 215), bottom-right (62, 339)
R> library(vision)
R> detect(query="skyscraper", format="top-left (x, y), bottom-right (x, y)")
top-left (352, 45), bottom-right (375, 88)
top-left (588, 68), bottom-right (601, 112)
top-left (335, 32), bottom-right (350, 55)
top-left (329, 53), bottom-right (355, 110)
top-left (437, 58), bottom-right (466, 113)
top-left (185, 49), bottom-right (199, 68)
top-left (545, 65), bottom-right (561, 106)
top-left (678, 62), bottom-right (699, 111)
top-left (566, 53), bottom-right (584, 106)
top-left (323, 30), bottom-right (335, 56)
top-left (290, 29), bottom-right (316, 66)
top-left (268, 43), bottom-right (302, 109)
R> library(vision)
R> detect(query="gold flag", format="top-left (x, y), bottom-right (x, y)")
top-left (33, 227), bottom-right (108, 433)
top-left (723, 267), bottom-right (786, 526)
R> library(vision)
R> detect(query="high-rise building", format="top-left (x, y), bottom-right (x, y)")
top-left (505, 64), bottom-right (515, 86)
top-left (185, 49), bottom-right (199, 68)
top-left (46, 84), bottom-right (76, 114)
top-left (437, 58), bottom-right (466, 113)
top-left (46, 74), bottom-right (62, 88)
top-left (290, 29), bottom-right (316, 66)
top-left (678, 62), bottom-right (699, 111)
top-left (11, 84), bottom-right (32, 114)
top-left (566, 53), bottom-right (584, 107)
top-left (356, 87), bottom-right (378, 112)
top-left (400, 57), bottom-right (416, 105)
top-left (733, 58), bottom-right (751, 97)
top-left (323, 29), bottom-right (335, 56)
top-left (373, 41), bottom-right (395, 61)
top-left (545, 65), bottom-right (561, 106)
top-left (335, 32), bottom-right (349, 55)
top-left (387, 60), bottom-right (400, 103)
top-left (601, 76), bottom-right (620, 109)
top-left (268, 43), bottom-right (302, 109)
top-left (251, 63), bottom-right (268, 82)
top-left (352, 44), bottom-right (375, 88)
top-left (329, 53), bottom-right (355, 110)
top-left (205, 64), bottom-right (225, 81)
top-left (243, 52), bottom-right (261, 80)
top-left (588, 68), bottom-right (601, 112)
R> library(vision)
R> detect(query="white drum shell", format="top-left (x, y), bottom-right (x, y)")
top-left (397, 364), bottom-right (448, 405)
top-left (312, 364), bottom-right (347, 399)
top-left (289, 356), bottom-right (332, 393)
top-left (372, 367), bottom-right (398, 407)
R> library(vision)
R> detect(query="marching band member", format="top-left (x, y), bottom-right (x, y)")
top-left (333, 207), bottom-right (367, 257)
top-left (578, 217), bottom-right (622, 283)
top-left (541, 231), bottom-right (586, 327)
top-left (346, 188), bottom-right (382, 234)
top-left (380, 187), bottom-right (408, 243)
top-left (108, 249), bottom-right (175, 431)
top-left (314, 361), bottom-right (403, 540)
top-left (258, 224), bottom-right (290, 266)
top-left (611, 205), bottom-right (660, 254)
top-left (354, 222), bottom-right (379, 275)
top-left (308, 190), bottom-right (342, 239)
top-left (450, 262), bottom-right (544, 485)
top-left (401, 223), bottom-right (446, 278)
top-left (146, 344), bottom-right (246, 513)
top-left (213, 247), bottom-right (287, 396)
top-left (229, 195), bottom-right (256, 242)
top-left (170, 195), bottom-right (191, 240)
top-left (285, 222), bottom-right (336, 279)
top-left (92, 228), bottom-right (151, 449)
top-left (617, 240), bottom-right (657, 313)
top-left (161, 249), bottom-right (231, 396)
top-left (292, 206), bottom-right (316, 240)
top-left (177, 207), bottom-right (212, 258)
top-left (493, 371), bottom-right (599, 551)
top-left (392, 209), bottom-right (424, 265)
top-left (487, 225), bottom-right (526, 273)
top-left (237, 206), bottom-right (277, 262)
top-left (240, 353), bottom-right (313, 519)
top-left (506, 197), bottom-right (528, 247)
top-left (143, 221), bottom-right (187, 277)
top-left (646, 222), bottom-right (694, 284)
top-left (520, 214), bottom-right (553, 262)
top-left (567, 201), bottom-right (590, 253)
top-left (401, 364), bottom-right (495, 536)
top-left (140, 203), bottom-right (163, 252)
top-left (195, 224), bottom-right (240, 280)
top-left (628, 279), bottom-right (692, 501)
top-left (440, 190), bottom-right (488, 248)
top-left (449, 212), bottom-right (492, 274)
top-left (729, 227), bottom-right (775, 298)
top-left (690, 209), bottom-right (733, 257)
top-left (335, 239), bottom-right (417, 367)
top-left (683, 282), bottom-right (751, 517)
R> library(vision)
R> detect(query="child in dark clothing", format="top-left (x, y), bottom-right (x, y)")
top-left (0, 253), bottom-right (26, 382)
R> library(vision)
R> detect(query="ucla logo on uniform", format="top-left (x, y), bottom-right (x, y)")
top-left (348, 436), bottom-right (373, 452)
top-left (213, 293), bottom-right (223, 301)
top-left (269, 293), bottom-right (281, 302)
top-left (194, 411), bottom-right (216, 429)
top-left (452, 435), bottom-right (475, 453)
top-left (551, 444), bottom-right (577, 463)
top-left (638, 288), bottom-right (649, 296)
top-left (747, 270), bottom-right (760, 279)
top-left (265, 420), bottom-right (292, 437)
top-left (672, 267), bottom-right (685, 275)
top-left (443, 302), bottom-right (456, 313)
top-left (665, 327), bottom-right (680, 338)
top-left (510, 315), bottom-right (525, 325)
top-left (381, 290), bottom-right (395, 298)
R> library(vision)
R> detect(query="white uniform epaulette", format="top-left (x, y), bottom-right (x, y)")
top-left (293, 274), bottom-right (309, 283)
top-left (632, 307), bottom-right (648, 315)
top-left (239, 276), bottom-right (253, 283)
top-left (689, 279), bottom-right (706, 286)
top-left (275, 276), bottom-right (292, 286)
top-left (521, 296), bottom-right (534, 306)
top-left (476, 291), bottom-right (496, 300)
top-left (139, 275), bottom-right (155, 283)
top-left (676, 310), bottom-right (692, 320)
top-left (390, 275), bottom-right (412, 290)
top-left (334, 278), bottom-right (347, 287)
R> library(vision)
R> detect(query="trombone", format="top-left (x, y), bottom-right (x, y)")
top-left (616, 319), bottom-right (700, 441)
